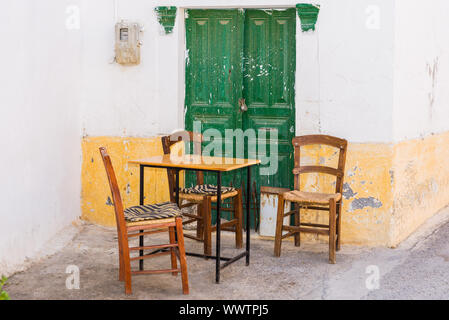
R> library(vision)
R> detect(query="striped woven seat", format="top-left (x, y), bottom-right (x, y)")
top-left (180, 184), bottom-right (235, 195)
top-left (124, 202), bottom-right (181, 223)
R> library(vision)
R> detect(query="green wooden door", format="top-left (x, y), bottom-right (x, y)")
top-left (185, 9), bottom-right (296, 225)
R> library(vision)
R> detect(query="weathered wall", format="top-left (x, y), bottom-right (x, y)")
top-left (81, 136), bottom-right (183, 226)
top-left (389, 0), bottom-right (449, 246)
top-left (80, 0), bottom-right (396, 142)
top-left (299, 143), bottom-right (393, 245)
top-left (0, 0), bottom-right (82, 275)
top-left (391, 132), bottom-right (449, 246)
top-left (297, 0), bottom-right (394, 142)
top-left (78, 0), bottom-right (398, 245)
top-left (393, 0), bottom-right (449, 142)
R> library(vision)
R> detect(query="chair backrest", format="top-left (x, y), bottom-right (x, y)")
top-left (292, 135), bottom-right (348, 196)
top-left (99, 147), bottom-right (127, 238)
top-left (161, 131), bottom-right (204, 202)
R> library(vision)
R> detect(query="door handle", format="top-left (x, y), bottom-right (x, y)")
top-left (239, 98), bottom-right (248, 112)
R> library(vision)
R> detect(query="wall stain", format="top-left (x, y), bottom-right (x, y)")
top-left (342, 182), bottom-right (357, 199)
top-left (106, 196), bottom-right (113, 206)
top-left (350, 197), bottom-right (382, 211)
top-left (426, 57), bottom-right (439, 120)
top-left (389, 169), bottom-right (394, 186)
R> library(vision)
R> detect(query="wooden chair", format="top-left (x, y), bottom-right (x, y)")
top-left (99, 147), bottom-right (189, 295)
top-left (161, 131), bottom-right (243, 256)
top-left (273, 135), bottom-right (348, 264)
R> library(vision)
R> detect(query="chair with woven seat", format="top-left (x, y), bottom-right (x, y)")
top-left (99, 147), bottom-right (189, 295)
top-left (161, 131), bottom-right (243, 256)
top-left (274, 135), bottom-right (347, 264)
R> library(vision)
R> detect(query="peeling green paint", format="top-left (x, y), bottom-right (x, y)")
top-left (155, 6), bottom-right (177, 34)
top-left (296, 3), bottom-right (320, 32)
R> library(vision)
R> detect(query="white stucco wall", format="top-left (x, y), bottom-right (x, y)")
top-left (393, 0), bottom-right (449, 142)
top-left (80, 0), bottom-right (395, 143)
top-left (80, 0), bottom-right (182, 137)
top-left (0, 0), bottom-right (82, 275)
top-left (297, 0), bottom-right (394, 143)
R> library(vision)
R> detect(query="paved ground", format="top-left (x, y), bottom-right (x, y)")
top-left (5, 206), bottom-right (449, 300)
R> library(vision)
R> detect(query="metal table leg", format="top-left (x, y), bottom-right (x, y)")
top-left (246, 166), bottom-right (251, 265)
top-left (215, 171), bottom-right (222, 283)
top-left (139, 165), bottom-right (144, 271)
top-left (175, 169), bottom-right (180, 242)
top-left (175, 169), bottom-right (180, 206)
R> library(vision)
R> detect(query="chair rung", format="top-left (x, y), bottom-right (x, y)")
top-left (301, 222), bottom-right (329, 229)
top-left (283, 225), bottom-right (330, 235)
top-left (130, 250), bottom-right (171, 261)
top-left (283, 210), bottom-right (297, 217)
top-left (132, 268), bottom-right (180, 275)
top-left (298, 205), bottom-right (329, 211)
top-left (180, 202), bottom-right (197, 209)
top-left (211, 220), bottom-right (237, 231)
top-left (130, 243), bottom-right (177, 251)
top-left (182, 213), bottom-right (202, 220)
top-left (184, 234), bottom-right (203, 241)
top-left (127, 229), bottom-right (168, 238)
top-left (127, 221), bottom-right (176, 232)
top-left (281, 231), bottom-right (297, 239)
top-left (183, 219), bottom-right (198, 225)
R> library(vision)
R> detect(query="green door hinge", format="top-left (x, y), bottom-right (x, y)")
top-left (155, 6), bottom-right (177, 34)
top-left (296, 3), bottom-right (320, 32)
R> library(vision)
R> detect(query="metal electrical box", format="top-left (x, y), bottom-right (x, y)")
top-left (115, 20), bottom-right (143, 65)
top-left (259, 187), bottom-right (291, 238)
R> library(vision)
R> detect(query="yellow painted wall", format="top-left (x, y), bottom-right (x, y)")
top-left (390, 131), bottom-right (449, 246)
top-left (298, 143), bottom-right (393, 246)
top-left (80, 132), bottom-right (449, 247)
top-left (81, 136), bottom-right (182, 227)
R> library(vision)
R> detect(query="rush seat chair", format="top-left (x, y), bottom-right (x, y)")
top-left (99, 147), bottom-right (189, 295)
top-left (273, 135), bottom-right (348, 264)
top-left (161, 131), bottom-right (243, 256)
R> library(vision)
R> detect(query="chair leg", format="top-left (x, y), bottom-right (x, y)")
top-left (329, 199), bottom-right (337, 264)
top-left (294, 204), bottom-right (301, 247)
top-left (274, 195), bottom-right (285, 257)
top-left (169, 226), bottom-right (178, 276)
top-left (122, 246), bottom-right (132, 294)
top-left (336, 202), bottom-right (342, 251)
top-left (203, 197), bottom-right (212, 256)
top-left (118, 238), bottom-right (125, 281)
top-left (175, 217), bottom-right (189, 295)
top-left (234, 190), bottom-right (243, 249)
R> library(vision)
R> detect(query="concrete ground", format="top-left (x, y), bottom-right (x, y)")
top-left (5, 206), bottom-right (449, 300)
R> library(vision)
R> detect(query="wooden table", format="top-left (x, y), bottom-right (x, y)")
top-left (129, 154), bottom-right (260, 283)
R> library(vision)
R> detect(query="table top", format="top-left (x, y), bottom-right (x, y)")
top-left (129, 154), bottom-right (261, 172)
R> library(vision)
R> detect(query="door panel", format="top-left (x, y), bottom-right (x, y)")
top-left (243, 9), bottom-right (296, 193)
